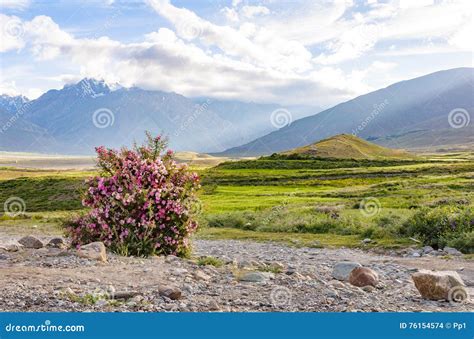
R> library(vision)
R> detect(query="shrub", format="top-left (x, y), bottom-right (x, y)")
top-left (401, 206), bottom-right (473, 251)
top-left (442, 231), bottom-right (474, 254)
top-left (206, 212), bottom-right (257, 230)
top-left (64, 133), bottom-right (200, 257)
top-left (197, 256), bottom-right (224, 267)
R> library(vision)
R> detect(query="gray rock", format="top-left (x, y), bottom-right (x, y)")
top-left (332, 262), bottom-right (361, 281)
top-left (362, 238), bottom-right (372, 244)
top-left (194, 270), bottom-right (211, 281)
top-left (412, 252), bottom-right (421, 257)
top-left (47, 237), bottom-right (66, 249)
top-left (18, 236), bottom-right (43, 249)
top-left (422, 246), bottom-right (434, 254)
top-left (443, 247), bottom-right (463, 256)
top-left (238, 271), bottom-right (267, 282)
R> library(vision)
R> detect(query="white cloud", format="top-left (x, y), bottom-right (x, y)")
top-left (241, 5), bottom-right (270, 19)
top-left (221, 7), bottom-right (239, 22)
top-left (0, 0), bottom-right (30, 10)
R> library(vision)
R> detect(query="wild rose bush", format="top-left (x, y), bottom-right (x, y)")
top-left (65, 133), bottom-right (200, 257)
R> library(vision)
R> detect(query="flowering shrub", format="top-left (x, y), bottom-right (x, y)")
top-left (65, 133), bottom-right (200, 257)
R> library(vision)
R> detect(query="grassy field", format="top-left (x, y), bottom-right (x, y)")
top-left (0, 151), bottom-right (473, 251)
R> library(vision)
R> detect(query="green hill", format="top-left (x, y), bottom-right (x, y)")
top-left (281, 134), bottom-right (417, 160)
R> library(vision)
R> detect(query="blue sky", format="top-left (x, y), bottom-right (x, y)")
top-left (0, 0), bottom-right (472, 106)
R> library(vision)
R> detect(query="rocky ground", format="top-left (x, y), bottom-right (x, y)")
top-left (0, 234), bottom-right (472, 312)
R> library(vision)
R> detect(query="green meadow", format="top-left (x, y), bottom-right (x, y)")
top-left (1, 151), bottom-right (473, 252)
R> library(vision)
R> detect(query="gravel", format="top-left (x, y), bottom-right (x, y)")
top-left (0, 236), bottom-right (472, 312)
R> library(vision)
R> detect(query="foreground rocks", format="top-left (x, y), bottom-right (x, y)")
top-left (18, 236), bottom-right (43, 249)
top-left (0, 236), bottom-right (472, 312)
top-left (412, 270), bottom-right (468, 302)
top-left (77, 242), bottom-right (107, 262)
top-left (332, 262), bottom-right (361, 281)
top-left (348, 267), bottom-right (379, 287)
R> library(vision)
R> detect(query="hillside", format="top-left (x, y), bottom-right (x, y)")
top-left (219, 67), bottom-right (474, 156)
top-left (281, 134), bottom-right (417, 160)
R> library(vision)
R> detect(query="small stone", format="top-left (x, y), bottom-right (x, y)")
top-left (194, 270), bottom-right (211, 281)
top-left (362, 238), bottom-right (372, 244)
top-left (77, 242), bottom-right (107, 262)
top-left (3, 244), bottom-right (21, 252)
top-left (238, 271), bottom-right (267, 282)
top-left (412, 252), bottom-right (421, 257)
top-left (18, 236), bottom-right (43, 249)
top-left (62, 287), bottom-right (76, 296)
top-left (208, 300), bottom-right (220, 311)
top-left (165, 255), bottom-right (180, 263)
top-left (443, 247), bottom-right (463, 256)
top-left (412, 270), bottom-right (467, 301)
top-left (159, 286), bottom-right (182, 300)
top-left (362, 285), bottom-right (375, 292)
top-left (329, 280), bottom-right (345, 288)
top-left (47, 237), bottom-right (66, 249)
top-left (422, 246), bottom-right (434, 254)
top-left (332, 262), bottom-right (362, 281)
top-left (348, 267), bottom-right (379, 287)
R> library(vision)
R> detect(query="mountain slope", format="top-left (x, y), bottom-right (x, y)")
top-left (281, 134), bottom-right (417, 160)
top-left (0, 107), bottom-right (57, 153)
top-left (219, 67), bottom-right (474, 156)
top-left (1, 79), bottom-right (319, 154)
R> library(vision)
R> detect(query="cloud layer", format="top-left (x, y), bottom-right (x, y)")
top-left (0, 0), bottom-right (472, 105)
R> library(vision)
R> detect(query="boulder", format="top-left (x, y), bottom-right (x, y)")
top-left (443, 247), bottom-right (463, 256)
top-left (332, 262), bottom-right (361, 281)
top-left (159, 286), bottom-right (182, 300)
top-left (18, 236), bottom-right (43, 249)
top-left (349, 267), bottom-right (379, 287)
top-left (77, 242), bottom-right (107, 262)
top-left (412, 270), bottom-right (468, 301)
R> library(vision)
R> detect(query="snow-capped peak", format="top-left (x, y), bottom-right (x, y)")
top-left (65, 78), bottom-right (111, 98)
top-left (0, 94), bottom-right (30, 114)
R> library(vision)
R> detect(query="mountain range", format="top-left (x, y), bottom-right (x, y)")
top-left (0, 67), bottom-right (472, 156)
top-left (0, 79), bottom-right (319, 155)
top-left (219, 67), bottom-right (474, 156)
